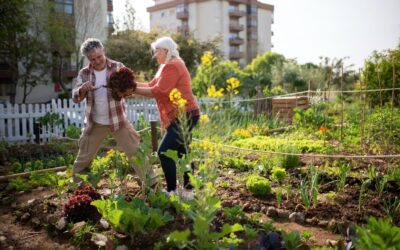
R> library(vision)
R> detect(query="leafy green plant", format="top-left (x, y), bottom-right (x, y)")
top-left (271, 166), bottom-right (287, 184)
top-left (220, 156), bottom-right (247, 171)
top-left (292, 103), bottom-right (330, 129)
top-left (358, 179), bottom-right (371, 211)
top-left (223, 205), bottom-right (246, 223)
top-left (282, 231), bottom-right (301, 250)
top-left (383, 197), bottom-right (400, 223)
top-left (65, 124), bottom-right (81, 139)
top-left (275, 187), bottom-right (283, 208)
top-left (376, 175), bottom-right (388, 197)
top-left (166, 160), bottom-right (244, 250)
top-left (129, 140), bottom-right (159, 195)
top-left (11, 161), bottom-right (23, 173)
top-left (147, 191), bottom-right (171, 210)
top-left (299, 166), bottom-right (320, 210)
top-left (34, 160), bottom-right (44, 170)
top-left (354, 217), bottom-right (400, 250)
top-left (337, 163), bottom-right (349, 192)
top-left (302, 230), bottom-right (312, 241)
top-left (277, 144), bottom-right (300, 169)
top-left (70, 222), bottom-right (97, 246)
top-left (246, 175), bottom-right (271, 197)
top-left (7, 177), bottom-right (31, 191)
top-left (254, 155), bottom-right (273, 175)
top-left (37, 112), bottom-right (63, 139)
top-left (48, 171), bottom-right (70, 200)
top-left (92, 197), bottom-right (173, 246)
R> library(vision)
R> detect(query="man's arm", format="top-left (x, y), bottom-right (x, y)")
top-left (72, 70), bottom-right (94, 103)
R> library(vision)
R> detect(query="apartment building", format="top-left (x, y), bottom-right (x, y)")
top-left (147, 0), bottom-right (274, 65)
top-left (0, 0), bottom-right (114, 103)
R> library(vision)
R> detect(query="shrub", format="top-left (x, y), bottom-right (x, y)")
top-left (25, 161), bottom-right (33, 171)
top-left (11, 161), bottom-right (23, 173)
top-left (271, 166), bottom-right (287, 183)
top-left (34, 160), bottom-right (44, 170)
top-left (7, 177), bottom-right (31, 191)
top-left (47, 159), bottom-right (57, 168)
top-left (66, 124), bottom-right (81, 139)
top-left (56, 156), bottom-right (66, 166)
top-left (246, 175), bottom-right (271, 197)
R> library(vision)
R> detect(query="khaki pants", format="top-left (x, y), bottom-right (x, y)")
top-left (73, 122), bottom-right (156, 185)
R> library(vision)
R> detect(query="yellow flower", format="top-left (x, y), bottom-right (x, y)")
top-left (169, 88), bottom-right (187, 108)
top-left (199, 114), bottom-right (210, 124)
top-left (233, 128), bottom-right (252, 138)
top-left (207, 85), bottom-right (224, 98)
top-left (201, 51), bottom-right (216, 66)
top-left (177, 98), bottom-right (187, 108)
top-left (226, 77), bottom-right (240, 95)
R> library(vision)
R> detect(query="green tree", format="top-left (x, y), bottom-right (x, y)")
top-left (106, 31), bottom-right (221, 80)
top-left (0, 0), bottom-right (30, 103)
top-left (362, 46), bottom-right (400, 107)
top-left (271, 59), bottom-right (306, 92)
top-left (193, 55), bottom-right (251, 97)
top-left (244, 52), bottom-right (286, 90)
top-left (318, 57), bottom-right (358, 92)
top-left (172, 33), bottom-right (221, 76)
top-left (47, 1), bottom-right (75, 97)
top-left (105, 30), bottom-right (157, 78)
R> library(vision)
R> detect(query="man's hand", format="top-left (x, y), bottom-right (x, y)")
top-left (79, 81), bottom-right (94, 95)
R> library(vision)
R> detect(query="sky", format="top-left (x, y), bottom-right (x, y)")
top-left (113, 0), bottom-right (400, 69)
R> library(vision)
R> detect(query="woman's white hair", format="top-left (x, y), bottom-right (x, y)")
top-left (151, 36), bottom-right (180, 63)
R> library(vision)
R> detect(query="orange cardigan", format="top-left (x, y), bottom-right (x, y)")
top-left (149, 58), bottom-right (200, 128)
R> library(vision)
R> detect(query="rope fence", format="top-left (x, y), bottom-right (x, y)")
top-left (192, 138), bottom-right (400, 159)
top-left (199, 87), bottom-right (400, 104)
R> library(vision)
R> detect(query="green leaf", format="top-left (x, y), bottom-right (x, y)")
top-left (162, 149), bottom-right (180, 162)
top-left (167, 229), bottom-right (191, 249)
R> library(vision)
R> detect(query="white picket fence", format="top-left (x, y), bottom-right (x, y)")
top-left (0, 97), bottom-right (159, 144)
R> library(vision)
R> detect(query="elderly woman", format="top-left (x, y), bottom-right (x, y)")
top-left (111, 37), bottom-right (200, 198)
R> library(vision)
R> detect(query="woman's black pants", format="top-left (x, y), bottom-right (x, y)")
top-left (157, 115), bottom-right (199, 192)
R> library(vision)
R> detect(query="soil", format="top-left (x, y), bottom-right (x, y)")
top-left (0, 157), bottom-right (398, 249)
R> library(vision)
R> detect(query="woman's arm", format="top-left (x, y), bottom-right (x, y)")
top-left (134, 86), bottom-right (154, 98)
top-left (136, 82), bottom-right (149, 88)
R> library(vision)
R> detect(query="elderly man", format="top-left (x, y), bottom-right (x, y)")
top-left (71, 38), bottom-right (156, 186)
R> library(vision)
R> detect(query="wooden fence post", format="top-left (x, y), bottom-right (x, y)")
top-left (150, 120), bottom-right (158, 152)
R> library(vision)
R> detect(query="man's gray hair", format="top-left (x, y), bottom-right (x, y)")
top-left (80, 38), bottom-right (104, 56)
top-left (151, 36), bottom-right (180, 63)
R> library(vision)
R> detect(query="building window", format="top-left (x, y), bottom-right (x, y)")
top-left (230, 47), bottom-right (239, 54)
top-left (229, 33), bottom-right (238, 40)
top-left (247, 4), bottom-right (257, 14)
top-left (176, 4), bottom-right (188, 13)
top-left (161, 11), bottom-right (165, 18)
top-left (107, 12), bottom-right (114, 25)
top-left (54, 0), bottom-right (74, 15)
top-left (229, 5), bottom-right (238, 12)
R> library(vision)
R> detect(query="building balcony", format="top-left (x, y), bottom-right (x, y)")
top-left (229, 37), bottom-right (244, 45)
top-left (229, 51), bottom-right (244, 60)
top-left (176, 11), bottom-right (188, 19)
top-left (177, 24), bottom-right (189, 33)
top-left (229, 0), bottom-right (246, 4)
top-left (229, 9), bottom-right (246, 18)
top-left (229, 23), bottom-right (244, 32)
